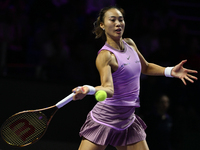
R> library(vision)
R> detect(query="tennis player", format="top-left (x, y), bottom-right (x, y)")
top-left (72, 6), bottom-right (198, 150)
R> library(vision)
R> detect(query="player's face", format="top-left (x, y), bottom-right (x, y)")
top-left (101, 8), bottom-right (125, 40)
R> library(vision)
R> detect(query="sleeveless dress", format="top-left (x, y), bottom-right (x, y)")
top-left (79, 40), bottom-right (147, 146)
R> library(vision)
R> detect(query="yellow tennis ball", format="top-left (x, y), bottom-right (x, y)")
top-left (95, 90), bottom-right (107, 101)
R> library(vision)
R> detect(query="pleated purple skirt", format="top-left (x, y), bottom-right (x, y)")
top-left (79, 102), bottom-right (147, 146)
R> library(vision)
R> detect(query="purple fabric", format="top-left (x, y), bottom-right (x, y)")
top-left (79, 107), bottom-right (147, 146)
top-left (98, 40), bottom-right (141, 106)
top-left (91, 102), bottom-right (136, 130)
top-left (79, 40), bottom-right (146, 146)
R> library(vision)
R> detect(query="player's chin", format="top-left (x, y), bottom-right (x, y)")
top-left (116, 32), bottom-right (124, 37)
top-left (113, 34), bottom-right (123, 40)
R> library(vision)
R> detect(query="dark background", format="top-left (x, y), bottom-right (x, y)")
top-left (0, 0), bottom-right (200, 149)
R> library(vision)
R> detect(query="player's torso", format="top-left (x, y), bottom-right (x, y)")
top-left (109, 44), bottom-right (141, 77)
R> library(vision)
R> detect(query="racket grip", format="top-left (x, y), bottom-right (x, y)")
top-left (56, 93), bottom-right (75, 109)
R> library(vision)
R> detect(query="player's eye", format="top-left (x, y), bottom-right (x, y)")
top-left (110, 19), bottom-right (115, 22)
top-left (119, 17), bottom-right (124, 22)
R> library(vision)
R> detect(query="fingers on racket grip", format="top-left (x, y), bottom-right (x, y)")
top-left (56, 93), bottom-right (75, 108)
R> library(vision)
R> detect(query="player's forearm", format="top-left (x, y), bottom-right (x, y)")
top-left (142, 63), bottom-right (165, 76)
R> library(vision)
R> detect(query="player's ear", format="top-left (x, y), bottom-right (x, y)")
top-left (100, 22), bottom-right (105, 30)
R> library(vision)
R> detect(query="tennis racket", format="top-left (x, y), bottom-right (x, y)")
top-left (1, 92), bottom-right (75, 147)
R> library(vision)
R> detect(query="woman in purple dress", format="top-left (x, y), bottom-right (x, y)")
top-left (72, 6), bottom-right (198, 150)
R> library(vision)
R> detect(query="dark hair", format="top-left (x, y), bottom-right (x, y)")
top-left (93, 6), bottom-right (125, 40)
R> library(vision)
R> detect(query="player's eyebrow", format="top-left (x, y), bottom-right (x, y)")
top-left (109, 16), bottom-right (124, 19)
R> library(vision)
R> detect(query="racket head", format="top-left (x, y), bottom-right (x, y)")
top-left (1, 110), bottom-right (50, 147)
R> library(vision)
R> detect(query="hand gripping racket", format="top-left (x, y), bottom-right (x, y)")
top-left (1, 92), bottom-right (75, 147)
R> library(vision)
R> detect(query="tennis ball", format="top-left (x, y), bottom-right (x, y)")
top-left (95, 90), bottom-right (107, 101)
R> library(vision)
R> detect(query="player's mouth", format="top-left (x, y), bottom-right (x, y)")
top-left (115, 28), bottom-right (122, 34)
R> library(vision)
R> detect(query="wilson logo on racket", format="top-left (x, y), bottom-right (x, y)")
top-left (9, 119), bottom-right (35, 141)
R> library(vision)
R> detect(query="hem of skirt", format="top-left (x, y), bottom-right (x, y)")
top-left (80, 133), bottom-right (146, 147)
top-left (79, 113), bottom-right (147, 146)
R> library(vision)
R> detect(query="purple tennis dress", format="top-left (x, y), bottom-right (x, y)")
top-left (79, 40), bottom-right (147, 146)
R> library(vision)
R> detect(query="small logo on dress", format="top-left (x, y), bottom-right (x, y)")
top-left (135, 60), bottom-right (140, 63)
top-left (121, 63), bottom-right (130, 68)
top-left (127, 56), bottom-right (130, 60)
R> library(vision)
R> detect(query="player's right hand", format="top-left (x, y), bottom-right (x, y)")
top-left (72, 86), bottom-right (89, 100)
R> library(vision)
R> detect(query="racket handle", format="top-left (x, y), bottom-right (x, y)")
top-left (56, 93), bottom-right (75, 109)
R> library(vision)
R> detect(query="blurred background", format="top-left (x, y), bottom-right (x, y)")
top-left (0, 0), bottom-right (200, 149)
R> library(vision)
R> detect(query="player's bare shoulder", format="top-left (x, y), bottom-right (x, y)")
top-left (96, 50), bottom-right (113, 70)
top-left (124, 38), bottom-right (137, 46)
top-left (96, 50), bottom-right (112, 64)
top-left (123, 38), bottom-right (139, 52)
top-left (96, 50), bottom-right (118, 72)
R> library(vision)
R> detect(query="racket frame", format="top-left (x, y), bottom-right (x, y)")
top-left (1, 105), bottom-right (58, 147)
top-left (1, 92), bottom-right (74, 147)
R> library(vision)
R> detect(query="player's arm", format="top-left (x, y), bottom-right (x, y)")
top-left (72, 50), bottom-right (114, 100)
top-left (123, 38), bottom-right (165, 76)
top-left (124, 38), bottom-right (198, 85)
top-left (94, 50), bottom-right (114, 98)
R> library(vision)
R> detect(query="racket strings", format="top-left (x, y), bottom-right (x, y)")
top-left (1, 111), bottom-right (48, 146)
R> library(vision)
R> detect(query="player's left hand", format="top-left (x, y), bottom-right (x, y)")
top-left (171, 60), bottom-right (198, 85)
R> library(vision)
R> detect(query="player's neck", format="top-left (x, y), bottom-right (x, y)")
top-left (106, 38), bottom-right (124, 51)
